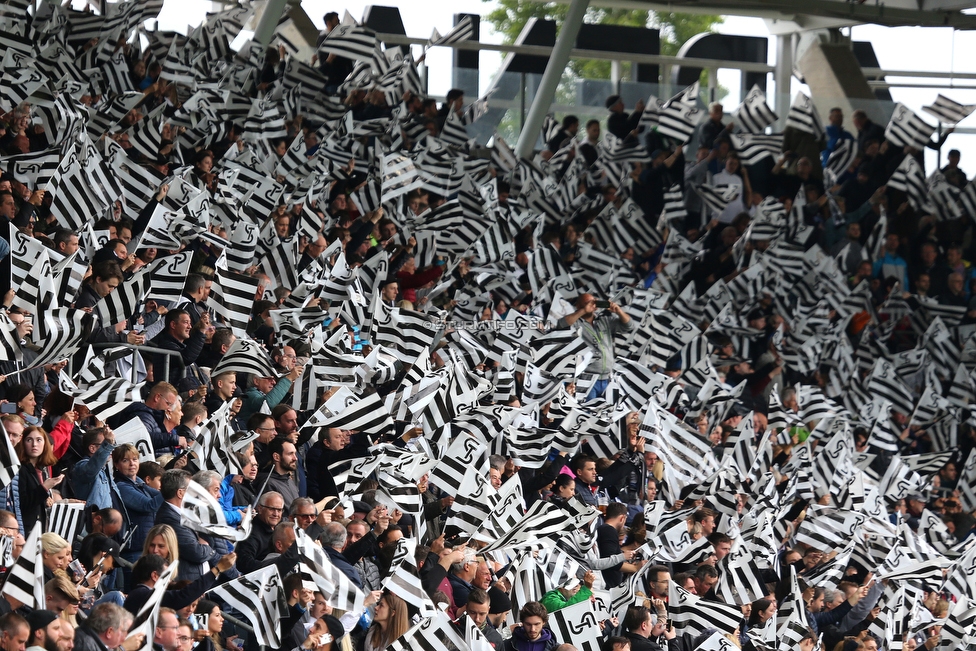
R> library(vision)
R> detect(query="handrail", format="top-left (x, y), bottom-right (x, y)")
top-left (91, 342), bottom-right (185, 384)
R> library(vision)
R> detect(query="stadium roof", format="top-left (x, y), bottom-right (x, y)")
top-left (554, 0), bottom-right (976, 30)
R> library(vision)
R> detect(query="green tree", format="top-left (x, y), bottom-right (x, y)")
top-left (484, 1), bottom-right (723, 79)
top-left (483, 1), bottom-right (723, 142)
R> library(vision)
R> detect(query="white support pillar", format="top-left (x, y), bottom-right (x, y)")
top-left (514, 0), bottom-right (589, 159)
top-left (253, 0), bottom-right (289, 47)
top-left (774, 33), bottom-right (794, 129)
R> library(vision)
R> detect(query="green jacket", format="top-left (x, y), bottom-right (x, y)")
top-left (539, 585), bottom-right (592, 613)
top-left (238, 379), bottom-right (293, 423)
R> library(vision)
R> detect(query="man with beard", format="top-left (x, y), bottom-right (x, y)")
top-left (0, 614), bottom-right (29, 651)
top-left (26, 611), bottom-right (63, 651)
top-left (55, 626), bottom-right (71, 651)
top-left (257, 439), bottom-right (299, 506)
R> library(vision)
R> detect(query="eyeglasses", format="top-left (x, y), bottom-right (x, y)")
top-left (260, 505), bottom-right (284, 513)
top-left (295, 513), bottom-right (316, 520)
top-left (256, 426), bottom-right (276, 432)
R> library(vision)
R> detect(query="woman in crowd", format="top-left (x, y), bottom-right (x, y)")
top-left (357, 591), bottom-right (408, 651)
top-left (194, 599), bottom-right (226, 651)
top-left (142, 524), bottom-right (180, 564)
top-left (113, 443), bottom-right (163, 564)
top-left (18, 427), bottom-right (64, 532)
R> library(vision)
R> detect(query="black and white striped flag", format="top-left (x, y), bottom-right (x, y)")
top-left (429, 15), bottom-right (475, 47)
top-left (0, 523), bottom-right (44, 608)
top-left (388, 612), bottom-right (470, 651)
top-left (294, 528), bottom-right (365, 612)
top-left (211, 338), bottom-right (279, 382)
top-left (729, 134), bottom-right (782, 166)
top-left (887, 154), bottom-right (931, 212)
top-left (207, 566), bottom-right (288, 648)
top-left (74, 377), bottom-right (144, 421)
top-left (260, 238), bottom-right (300, 291)
top-left (715, 539), bottom-right (768, 605)
top-left (28, 308), bottom-right (91, 371)
top-left (182, 479), bottom-right (252, 541)
top-left (0, 418), bottom-right (20, 490)
top-left (195, 402), bottom-right (247, 479)
top-left (95, 266), bottom-right (149, 327)
top-left (658, 85), bottom-right (704, 144)
top-left (317, 23), bottom-right (377, 64)
top-left (0, 148), bottom-right (60, 190)
top-left (382, 537), bottom-right (435, 616)
top-left (668, 582), bottom-right (742, 636)
top-left (927, 172), bottom-right (962, 221)
top-left (300, 392), bottom-right (393, 446)
top-left (826, 139), bottom-right (858, 178)
top-left (208, 268), bottom-right (260, 335)
top-left (921, 94), bottom-right (975, 126)
top-left (47, 501), bottom-right (86, 545)
top-left (638, 309), bottom-right (701, 368)
top-left (784, 92), bottom-right (824, 137)
top-left (885, 103), bottom-right (936, 151)
top-left (547, 601), bottom-right (603, 651)
top-left (733, 85), bottom-right (778, 134)
top-left (146, 253), bottom-right (193, 305)
top-left (698, 183), bottom-right (742, 214)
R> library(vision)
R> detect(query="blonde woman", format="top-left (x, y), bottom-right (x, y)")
top-left (41, 532), bottom-right (72, 582)
top-left (142, 524), bottom-right (180, 563)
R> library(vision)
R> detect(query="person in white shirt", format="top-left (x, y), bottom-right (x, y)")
top-left (711, 153), bottom-right (752, 224)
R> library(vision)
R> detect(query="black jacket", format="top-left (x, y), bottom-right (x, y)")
top-left (235, 518), bottom-right (275, 574)
top-left (123, 569), bottom-right (218, 614)
top-left (596, 523), bottom-right (624, 587)
top-left (17, 463), bottom-right (50, 533)
top-left (149, 328), bottom-right (206, 386)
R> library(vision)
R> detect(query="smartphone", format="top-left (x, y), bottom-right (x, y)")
top-left (594, 300), bottom-right (611, 309)
top-left (0, 404), bottom-right (17, 414)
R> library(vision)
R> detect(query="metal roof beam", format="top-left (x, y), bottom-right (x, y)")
top-left (547, 0), bottom-right (976, 29)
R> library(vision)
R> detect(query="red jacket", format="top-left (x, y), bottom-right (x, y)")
top-left (397, 266), bottom-right (443, 303)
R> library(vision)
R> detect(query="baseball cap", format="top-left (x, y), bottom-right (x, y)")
top-left (92, 536), bottom-right (122, 565)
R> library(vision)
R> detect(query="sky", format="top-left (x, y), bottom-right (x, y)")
top-left (148, 0), bottom-right (976, 174)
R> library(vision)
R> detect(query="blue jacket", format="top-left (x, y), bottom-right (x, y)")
top-left (0, 472), bottom-right (23, 534)
top-left (109, 402), bottom-right (179, 452)
top-left (155, 502), bottom-right (221, 582)
top-left (218, 475), bottom-right (248, 526)
top-left (70, 440), bottom-right (119, 510)
top-left (115, 474), bottom-right (163, 559)
top-left (324, 545), bottom-right (362, 588)
top-left (872, 253), bottom-right (910, 290)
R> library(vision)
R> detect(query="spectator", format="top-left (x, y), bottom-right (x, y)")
top-left (558, 295), bottom-right (633, 400)
top-left (504, 601), bottom-right (557, 651)
top-left (153, 471), bottom-right (221, 581)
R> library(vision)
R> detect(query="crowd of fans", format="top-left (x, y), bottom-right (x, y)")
top-left (0, 3), bottom-right (973, 651)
